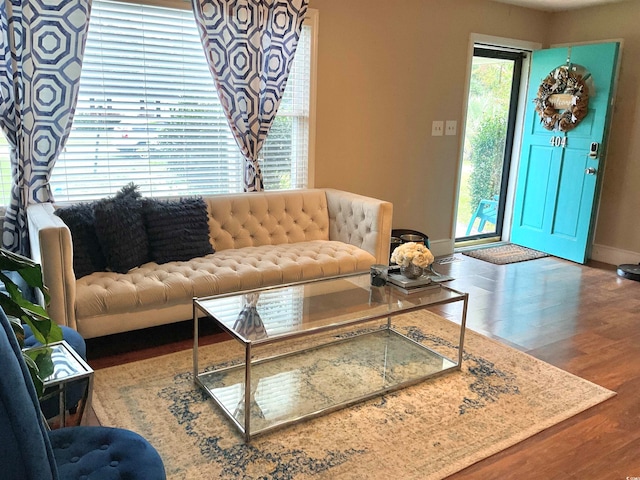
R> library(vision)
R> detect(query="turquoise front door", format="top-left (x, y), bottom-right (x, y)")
top-left (510, 42), bottom-right (619, 263)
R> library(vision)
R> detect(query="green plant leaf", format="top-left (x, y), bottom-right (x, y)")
top-left (0, 250), bottom-right (50, 304)
top-left (24, 317), bottom-right (64, 345)
top-left (0, 283), bottom-right (31, 318)
top-left (0, 247), bottom-right (61, 398)
top-left (0, 272), bottom-right (49, 315)
top-left (0, 290), bottom-right (62, 345)
top-left (22, 353), bottom-right (45, 398)
top-left (0, 249), bottom-right (61, 345)
top-left (24, 346), bottom-right (55, 381)
top-left (9, 315), bottom-right (25, 346)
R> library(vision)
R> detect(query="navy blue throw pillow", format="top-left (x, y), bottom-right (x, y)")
top-left (143, 197), bottom-right (213, 264)
top-left (55, 203), bottom-right (107, 279)
top-left (93, 184), bottom-right (149, 273)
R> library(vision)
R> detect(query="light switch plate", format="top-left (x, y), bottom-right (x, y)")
top-left (445, 120), bottom-right (457, 136)
top-left (432, 121), bottom-right (444, 136)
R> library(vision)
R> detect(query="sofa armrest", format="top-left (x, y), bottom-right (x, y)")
top-left (27, 203), bottom-right (77, 330)
top-left (324, 189), bottom-right (393, 265)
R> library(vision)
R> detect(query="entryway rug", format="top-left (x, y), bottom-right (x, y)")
top-left (462, 243), bottom-right (549, 265)
top-left (92, 311), bottom-right (614, 480)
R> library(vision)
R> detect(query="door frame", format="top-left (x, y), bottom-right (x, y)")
top-left (451, 34), bottom-right (541, 251)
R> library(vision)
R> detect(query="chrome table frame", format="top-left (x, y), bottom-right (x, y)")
top-left (193, 273), bottom-right (468, 442)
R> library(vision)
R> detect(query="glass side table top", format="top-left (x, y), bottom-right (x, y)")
top-left (45, 341), bottom-right (93, 385)
top-left (24, 340), bottom-right (93, 385)
top-left (24, 340), bottom-right (94, 428)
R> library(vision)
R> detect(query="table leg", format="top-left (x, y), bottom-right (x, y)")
top-left (59, 385), bottom-right (66, 427)
top-left (244, 342), bottom-right (252, 442)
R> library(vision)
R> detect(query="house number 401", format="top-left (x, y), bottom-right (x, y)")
top-left (550, 136), bottom-right (567, 147)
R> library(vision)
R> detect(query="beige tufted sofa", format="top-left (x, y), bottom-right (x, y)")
top-left (27, 188), bottom-right (393, 339)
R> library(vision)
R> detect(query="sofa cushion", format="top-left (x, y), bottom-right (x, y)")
top-left (54, 203), bottom-right (106, 279)
top-left (143, 197), bottom-right (213, 264)
top-left (94, 184), bottom-right (149, 274)
top-left (74, 240), bottom-right (376, 327)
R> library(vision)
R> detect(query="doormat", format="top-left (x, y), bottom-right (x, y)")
top-left (462, 243), bottom-right (549, 265)
top-left (435, 255), bottom-right (464, 265)
top-left (92, 310), bottom-right (614, 480)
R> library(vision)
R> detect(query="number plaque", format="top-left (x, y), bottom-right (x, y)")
top-left (549, 136), bottom-right (567, 148)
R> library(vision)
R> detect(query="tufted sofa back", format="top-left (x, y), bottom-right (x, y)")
top-left (325, 188), bottom-right (390, 265)
top-left (206, 189), bottom-right (330, 251)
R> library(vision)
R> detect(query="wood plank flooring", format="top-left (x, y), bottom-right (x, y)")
top-left (85, 254), bottom-right (640, 479)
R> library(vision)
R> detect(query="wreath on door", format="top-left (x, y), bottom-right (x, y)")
top-left (533, 65), bottom-right (590, 132)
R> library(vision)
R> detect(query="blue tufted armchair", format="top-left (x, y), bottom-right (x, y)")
top-left (0, 307), bottom-right (166, 480)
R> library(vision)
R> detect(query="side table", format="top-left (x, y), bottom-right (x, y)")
top-left (27, 340), bottom-right (94, 428)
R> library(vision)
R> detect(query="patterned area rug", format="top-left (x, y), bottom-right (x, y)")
top-left (92, 311), bottom-right (614, 480)
top-left (462, 243), bottom-right (550, 265)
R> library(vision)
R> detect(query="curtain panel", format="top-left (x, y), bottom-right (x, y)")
top-left (192, 0), bottom-right (308, 192)
top-left (0, 0), bottom-right (91, 254)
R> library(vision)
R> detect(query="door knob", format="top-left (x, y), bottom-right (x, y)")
top-left (585, 167), bottom-right (597, 175)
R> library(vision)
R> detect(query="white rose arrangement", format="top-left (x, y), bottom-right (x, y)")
top-left (391, 242), bottom-right (434, 268)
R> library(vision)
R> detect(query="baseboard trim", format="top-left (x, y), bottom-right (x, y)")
top-left (590, 243), bottom-right (640, 266)
top-left (429, 238), bottom-right (454, 258)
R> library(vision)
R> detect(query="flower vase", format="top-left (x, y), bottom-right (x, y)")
top-left (400, 263), bottom-right (423, 279)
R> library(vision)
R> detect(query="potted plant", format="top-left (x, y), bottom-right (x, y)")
top-left (0, 248), bottom-right (63, 397)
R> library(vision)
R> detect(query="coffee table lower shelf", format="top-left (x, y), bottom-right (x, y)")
top-left (196, 328), bottom-right (458, 441)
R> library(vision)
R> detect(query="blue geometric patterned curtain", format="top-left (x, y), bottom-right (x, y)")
top-left (0, 0), bottom-right (91, 254)
top-left (192, 0), bottom-right (308, 192)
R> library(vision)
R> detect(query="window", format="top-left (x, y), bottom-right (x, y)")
top-left (50, 0), bottom-right (315, 202)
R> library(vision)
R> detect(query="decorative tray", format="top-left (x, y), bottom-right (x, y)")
top-left (387, 273), bottom-right (433, 289)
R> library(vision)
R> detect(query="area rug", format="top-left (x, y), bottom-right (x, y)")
top-left (92, 311), bottom-right (614, 480)
top-left (462, 243), bottom-right (549, 265)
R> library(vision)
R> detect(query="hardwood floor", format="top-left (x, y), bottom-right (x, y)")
top-left (436, 255), bottom-right (640, 480)
top-left (85, 254), bottom-right (640, 479)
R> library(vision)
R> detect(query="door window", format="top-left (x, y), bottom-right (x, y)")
top-left (455, 47), bottom-right (523, 242)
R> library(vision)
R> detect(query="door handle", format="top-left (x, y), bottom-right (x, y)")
top-left (585, 167), bottom-right (597, 175)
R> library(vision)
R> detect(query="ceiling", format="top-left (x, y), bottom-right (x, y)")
top-left (492, 0), bottom-right (630, 11)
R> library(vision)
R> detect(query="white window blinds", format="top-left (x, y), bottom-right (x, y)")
top-left (50, 0), bottom-right (312, 202)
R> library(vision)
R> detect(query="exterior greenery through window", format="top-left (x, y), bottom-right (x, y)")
top-left (469, 116), bottom-right (507, 216)
top-left (50, 0), bottom-right (313, 202)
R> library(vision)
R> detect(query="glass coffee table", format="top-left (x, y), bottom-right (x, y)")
top-left (193, 273), bottom-right (468, 441)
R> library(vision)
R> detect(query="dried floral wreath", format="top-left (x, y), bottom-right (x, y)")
top-left (533, 65), bottom-right (590, 132)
